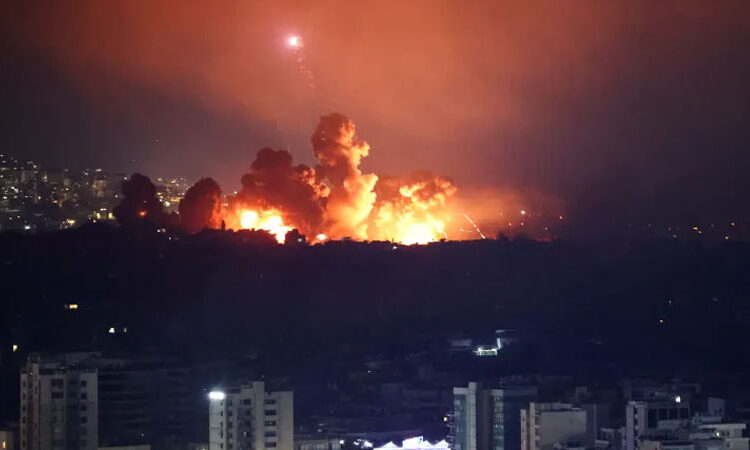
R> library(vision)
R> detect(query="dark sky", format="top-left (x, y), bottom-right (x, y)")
top-left (1, 1), bottom-right (748, 226)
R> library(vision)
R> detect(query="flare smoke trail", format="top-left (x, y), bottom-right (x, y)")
top-left (287, 35), bottom-right (315, 89)
top-left (461, 212), bottom-right (486, 239)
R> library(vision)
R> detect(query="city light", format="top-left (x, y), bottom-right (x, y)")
top-left (12, 344), bottom-right (18, 352)
top-left (374, 437), bottom-right (449, 450)
top-left (208, 390), bottom-right (226, 401)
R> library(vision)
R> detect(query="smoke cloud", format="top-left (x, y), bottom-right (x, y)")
top-left (114, 173), bottom-right (175, 227)
top-left (231, 148), bottom-right (327, 236)
top-left (178, 177), bottom-right (223, 233)
top-left (168, 113), bottom-right (475, 244)
top-left (113, 113), bottom-right (562, 244)
top-left (311, 113), bottom-right (378, 239)
top-left (370, 172), bottom-right (457, 244)
top-left (3, 0), bottom-right (749, 230)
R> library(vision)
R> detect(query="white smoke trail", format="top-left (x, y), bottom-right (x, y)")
top-left (287, 36), bottom-right (315, 89)
top-left (461, 212), bottom-right (486, 239)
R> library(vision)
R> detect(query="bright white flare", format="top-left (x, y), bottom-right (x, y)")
top-left (287, 36), bottom-right (301, 48)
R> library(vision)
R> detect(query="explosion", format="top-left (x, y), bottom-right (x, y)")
top-left (312, 113), bottom-right (378, 240)
top-left (369, 173), bottom-right (456, 244)
top-left (238, 209), bottom-right (291, 243)
top-left (214, 113), bottom-right (457, 244)
top-left (170, 113), bottom-right (561, 244)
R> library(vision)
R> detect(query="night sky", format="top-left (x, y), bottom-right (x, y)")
top-left (1, 1), bottom-right (749, 228)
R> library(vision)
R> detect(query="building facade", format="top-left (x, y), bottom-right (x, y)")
top-left (208, 382), bottom-right (293, 450)
top-left (451, 382), bottom-right (537, 450)
top-left (521, 403), bottom-right (587, 450)
top-left (625, 399), bottom-right (691, 450)
top-left (19, 354), bottom-right (98, 450)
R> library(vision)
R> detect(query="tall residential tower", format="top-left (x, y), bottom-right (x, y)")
top-left (209, 381), bottom-right (293, 450)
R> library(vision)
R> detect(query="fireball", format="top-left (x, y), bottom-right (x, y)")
top-left (238, 208), bottom-right (292, 243)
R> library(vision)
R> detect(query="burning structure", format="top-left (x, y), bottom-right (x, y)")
top-left (118, 113), bottom-right (561, 244)
top-left (179, 113), bottom-right (462, 244)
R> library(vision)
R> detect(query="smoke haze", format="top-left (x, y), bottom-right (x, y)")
top-left (2, 1), bottom-right (749, 232)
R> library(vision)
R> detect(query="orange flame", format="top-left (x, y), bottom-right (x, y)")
top-left (190, 115), bottom-right (560, 245)
top-left (237, 208), bottom-right (292, 243)
top-left (370, 179), bottom-right (455, 245)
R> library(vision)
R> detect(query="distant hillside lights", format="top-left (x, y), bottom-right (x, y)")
top-left (107, 327), bottom-right (128, 334)
top-left (473, 344), bottom-right (501, 356)
top-left (155, 176), bottom-right (190, 213)
top-left (473, 336), bottom-right (507, 356)
top-left (0, 152), bottom-right (192, 231)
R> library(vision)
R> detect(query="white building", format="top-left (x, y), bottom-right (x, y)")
top-left (625, 398), bottom-right (691, 450)
top-left (20, 354), bottom-right (98, 450)
top-left (521, 403), bottom-right (587, 450)
top-left (450, 382), bottom-right (537, 450)
top-left (208, 381), bottom-right (293, 450)
top-left (688, 423), bottom-right (748, 450)
top-left (624, 395), bottom-right (743, 450)
top-left (373, 437), bottom-right (449, 450)
top-left (294, 437), bottom-right (341, 450)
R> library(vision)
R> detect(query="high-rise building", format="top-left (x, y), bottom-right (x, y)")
top-left (450, 382), bottom-right (537, 450)
top-left (208, 381), bottom-right (293, 450)
top-left (521, 403), bottom-right (587, 450)
top-left (97, 358), bottom-right (197, 449)
top-left (19, 354), bottom-right (98, 450)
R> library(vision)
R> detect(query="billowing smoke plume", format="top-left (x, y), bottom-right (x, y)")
top-left (114, 173), bottom-right (175, 227)
top-left (311, 113), bottom-right (378, 240)
top-left (231, 148), bottom-right (328, 237)
top-left (168, 113), bottom-right (560, 244)
top-left (178, 177), bottom-right (223, 233)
